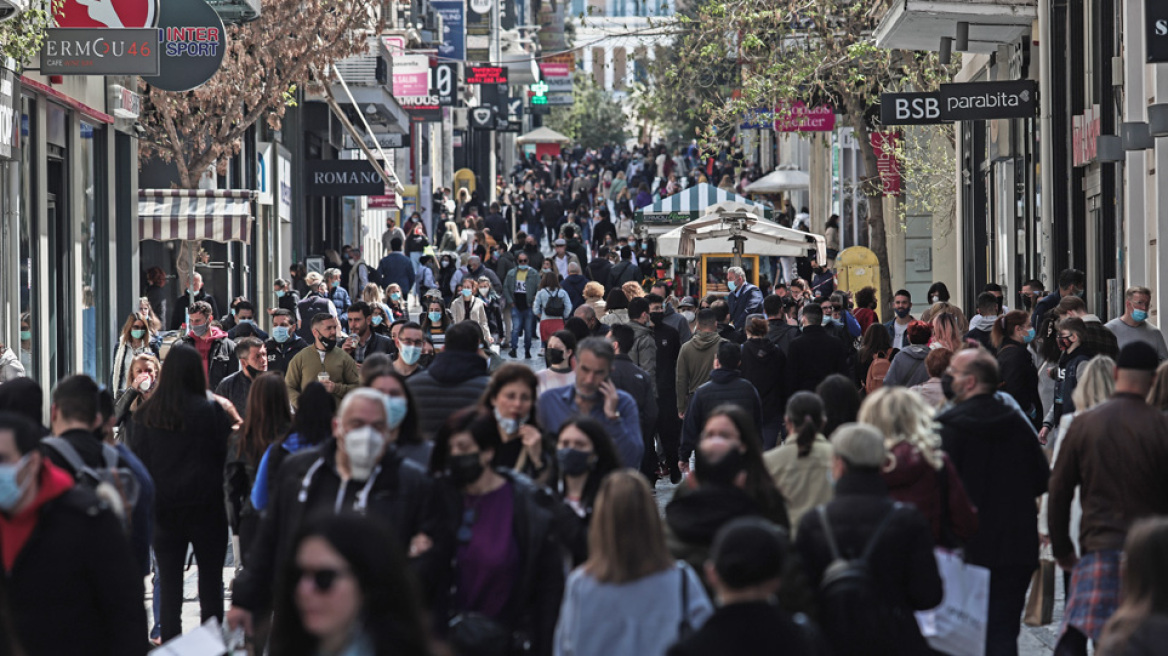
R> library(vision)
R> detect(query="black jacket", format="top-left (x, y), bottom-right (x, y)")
top-left (610, 355), bottom-right (658, 445)
top-left (667, 602), bottom-right (826, 656)
top-left (129, 394), bottom-right (233, 515)
top-left (678, 369), bottom-right (762, 461)
top-left (214, 370), bottom-right (253, 419)
top-left (169, 290), bottom-right (220, 330)
top-left (276, 290), bottom-right (301, 313)
top-left (264, 334), bottom-right (309, 373)
top-left (786, 325), bottom-right (851, 393)
top-left (666, 485), bottom-right (789, 580)
top-left (434, 470), bottom-right (565, 656)
top-left (996, 339), bottom-right (1042, 426)
top-left (296, 295), bottom-right (335, 342)
top-left (6, 483), bottom-right (148, 656)
top-left (766, 318), bottom-right (799, 355)
top-left (406, 351), bottom-right (490, 440)
top-left (964, 327), bottom-right (995, 353)
top-left (795, 470), bottom-right (943, 656)
top-left (179, 332), bottom-right (238, 390)
top-left (587, 258), bottom-right (613, 289)
top-left (1049, 348), bottom-right (1095, 428)
top-left (740, 338), bottom-right (787, 424)
top-left (937, 393), bottom-right (1050, 568)
top-left (351, 331), bottom-right (394, 364)
top-left (232, 439), bottom-right (448, 611)
top-left (608, 260), bottom-right (640, 289)
top-left (653, 321), bottom-right (682, 411)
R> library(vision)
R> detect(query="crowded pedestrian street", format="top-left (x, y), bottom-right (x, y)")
top-left (3, 0), bottom-right (1168, 655)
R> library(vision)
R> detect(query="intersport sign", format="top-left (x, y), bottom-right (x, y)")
top-left (880, 80), bottom-right (1037, 125)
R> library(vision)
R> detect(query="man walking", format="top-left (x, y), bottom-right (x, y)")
top-left (503, 252), bottom-right (539, 359)
top-left (725, 267), bottom-right (763, 329)
top-left (377, 238), bottom-right (416, 305)
top-left (678, 342), bottom-right (762, 473)
top-left (937, 349), bottom-right (1050, 656)
top-left (284, 314), bottom-right (360, 405)
top-left (676, 309), bottom-right (725, 418)
top-left (1049, 342), bottom-right (1168, 654)
top-left (1104, 286), bottom-right (1168, 361)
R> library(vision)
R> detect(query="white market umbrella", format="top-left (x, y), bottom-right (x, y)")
top-left (744, 169), bottom-right (811, 194)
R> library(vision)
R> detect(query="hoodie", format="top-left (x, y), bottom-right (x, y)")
top-left (406, 351), bottom-right (491, 440)
top-left (1, 461), bottom-right (74, 572)
top-left (676, 330), bottom-right (725, 411)
top-left (883, 344), bottom-right (930, 388)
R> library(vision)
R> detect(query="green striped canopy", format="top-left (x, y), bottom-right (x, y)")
top-left (635, 183), bottom-right (773, 225)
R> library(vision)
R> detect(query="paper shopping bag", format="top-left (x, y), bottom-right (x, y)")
top-left (1023, 559), bottom-right (1056, 626)
top-left (915, 548), bottom-right (990, 656)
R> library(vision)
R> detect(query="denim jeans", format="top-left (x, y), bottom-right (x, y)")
top-left (510, 306), bottom-right (534, 351)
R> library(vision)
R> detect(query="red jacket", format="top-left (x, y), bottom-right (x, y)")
top-left (883, 441), bottom-right (979, 547)
top-left (0, 460), bottom-right (74, 571)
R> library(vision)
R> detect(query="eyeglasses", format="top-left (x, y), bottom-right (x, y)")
top-left (518, 259), bottom-right (529, 264)
top-left (294, 566), bottom-right (350, 593)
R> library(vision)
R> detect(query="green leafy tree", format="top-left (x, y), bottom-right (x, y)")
top-left (0, 0), bottom-right (63, 63)
top-left (545, 74), bottom-right (630, 148)
top-left (659, 0), bottom-right (952, 316)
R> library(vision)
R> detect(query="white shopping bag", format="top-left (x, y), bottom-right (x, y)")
top-left (915, 548), bottom-right (990, 656)
top-left (150, 617), bottom-right (244, 656)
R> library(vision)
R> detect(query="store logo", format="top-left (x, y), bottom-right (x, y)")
top-left (471, 107), bottom-right (494, 128)
top-left (41, 27), bottom-right (160, 75)
top-left (1150, 1), bottom-right (1168, 63)
top-left (1156, 19), bottom-right (1167, 36)
top-left (469, 0), bottom-right (490, 15)
top-left (54, 0), bottom-right (158, 28)
top-left (945, 89), bottom-right (1024, 113)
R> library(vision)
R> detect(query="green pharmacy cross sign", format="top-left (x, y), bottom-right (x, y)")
top-left (529, 80), bottom-right (548, 104)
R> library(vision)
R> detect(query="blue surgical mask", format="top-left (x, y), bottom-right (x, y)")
top-left (518, 264), bottom-right (529, 270)
top-left (727, 280), bottom-right (737, 292)
top-left (331, 280), bottom-right (339, 288)
top-left (131, 329), bottom-right (146, 340)
top-left (0, 456), bottom-right (30, 512)
top-left (461, 288), bottom-right (473, 298)
top-left (275, 290), bottom-right (286, 298)
top-left (19, 331), bottom-right (30, 341)
top-left (1133, 309), bottom-right (1148, 323)
top-left (371, 315), bottom-right (384, 326)
top-left (390, 292), bottom-right (401, 301)
top-left (272, 326), bottom-right (291, 343)
top-left (399, 344), bottom-right (422, 365)
top-left (1023, 327), bottom-right (1036, 344)
top-left (494, 407), bottom-right (527, 436)
top-left (385, 396), bottom-right (409, 430)
top-left (428, 311), bottom-right (442, 323)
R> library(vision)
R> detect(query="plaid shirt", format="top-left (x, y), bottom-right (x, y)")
top-left (1063, 550), bottom-right (1122, 640)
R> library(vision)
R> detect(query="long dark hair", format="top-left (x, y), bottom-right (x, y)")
top-left (283, 382), bottom-right (335, 447)
top-left (429, 407), bottom-right (501, 475)
top-left (557, 417), bottom-right (620, 506)
top-left (704, 404), bottom-right (789, 528)
top-left (859, 321), bottom-right (894, 365)
top-left (1098, 517), bottom-right (1168, 656)
top-left (480, 363), bottom-right (539, 427)
top-left (815, 375), bottom-right (861, 439)
top-left (785, 392), bottom-right (825, 457)
top-left (135, 345), bottom-right (206, 432)
top-left (238, 373), bottom-right (292, 465)
top-left (270, 513), bottom-right (429, 656)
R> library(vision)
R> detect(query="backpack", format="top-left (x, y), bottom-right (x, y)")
top-left (543, 290), bottom-right (566, 317)
top-left (815, 503), bottom-right (903, 655)
top-left (864, 351), bottom-right (891, 392)
top-left (364, 262), bottom-right (382, 287)
top-left (43, 437), bottom-right (140, 534)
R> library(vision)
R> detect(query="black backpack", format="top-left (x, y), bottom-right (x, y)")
top-left (43, 437), bottom-right (140, 535)
top-left (815, 503), bottom-right (904, 656)
top-left (543, 291), bottom-right (566, 317)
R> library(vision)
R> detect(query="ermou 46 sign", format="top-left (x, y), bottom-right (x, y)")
top-left (880, 80), bottom-right (1038, 126)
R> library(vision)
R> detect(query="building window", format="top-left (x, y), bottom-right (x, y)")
top-left (79, 121), bottom-right (109, 382)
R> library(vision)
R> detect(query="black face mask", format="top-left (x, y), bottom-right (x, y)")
top-left (448, 452), bottom-right (486, 487)
top-left (418, 353), bottom-right (435, 368)
top-left (557, 448), bottom-right (593, 477)
top-left (246, 365), bottom-right (264, 378)
top-left (649, 311), bottom-right (666, 325)
top-left (940, 373), bottom-right (956, 400)
top-left (317, 334), bottom-right (337, 351)
top-left (694, 447), bottom-right (744, 487)
top-left (545, 347), bottom-right (565, 366)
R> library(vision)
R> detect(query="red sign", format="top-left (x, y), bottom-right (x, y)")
top-left (54, 0), bottom-right (158, 28)
top-left (368, 189), bottom-right (397, 209)
top-left (466, 66), bottom-right (507, 84)
top-left (1072, 104), bottom-right (1101, 167)
top-left (870, 132), bottom-right (902, 197)
top-left (774, 102), bottom-right (836, 132)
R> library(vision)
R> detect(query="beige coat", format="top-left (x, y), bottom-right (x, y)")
top-left (763, 435), bottom-right (834, 535)
top-left (450, 294), bottom-right (492, 343)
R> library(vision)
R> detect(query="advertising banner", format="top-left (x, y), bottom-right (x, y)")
top-left (431, 0), bottom-right (466, 61)
top-left (774, 102), bottom-right (836, 132)
top-left (53, 0), bottom-right (158, 28)
top-left (869, 132), bottom-right (902, 196)
top-left (42, 28), bottom-right (160, 75)
top-left (141, 0), bottom-right (225, 92)
top-left (303, 160), bottom-right (384, 196)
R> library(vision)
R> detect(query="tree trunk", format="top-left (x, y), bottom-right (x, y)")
top-left (849, 112), bottom-right (894, 324)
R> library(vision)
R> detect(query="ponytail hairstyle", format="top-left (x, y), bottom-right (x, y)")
top-left (785, 391), bottom-right (825, 458)
top-left (991, 310), bottom-right (1030, 349)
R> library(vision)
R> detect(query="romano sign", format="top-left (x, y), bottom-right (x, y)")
top-left (880, 80), bottom-right (1037, 125)
top-left (1150, 0), bottom-right (1168, 63)
top-left (303, 160), bottom-right (383, 196)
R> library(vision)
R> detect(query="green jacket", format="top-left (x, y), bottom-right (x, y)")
top-left (675, 330), bottom-right (724, 411)
top-left (285, 346), bottom-right (360, 406)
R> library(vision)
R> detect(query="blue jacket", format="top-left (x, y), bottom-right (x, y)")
top-left (561, 273), bottom-right (589, 311)
top-left (884, 318), bottom-right (913, 348)
top-left (537, 383), bottom-right (642, 468)
top-left (727, 283), bottom-right (764, 328)
top-left (377, 252), bottom-right (416, 295)
top-left (327, 286), bottom-right (352, 326)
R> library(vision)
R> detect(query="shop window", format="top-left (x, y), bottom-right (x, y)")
top-left (17, 96), bottom-right (35, 380)
top-left (80, 121), bottom-right (109, 382)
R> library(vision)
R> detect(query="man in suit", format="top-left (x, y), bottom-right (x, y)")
top-left (725, 266), bottom-right (763, 329)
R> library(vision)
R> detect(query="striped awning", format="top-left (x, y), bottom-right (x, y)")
top-left (138, 189), bottom-right (256, 244)
top-left (635, 183), bottom-right (772, 225)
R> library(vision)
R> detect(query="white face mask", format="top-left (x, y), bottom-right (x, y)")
top-left (343, 425), bottom-right (386, 481)
top-left (681, 310), bottom-right (695, 322)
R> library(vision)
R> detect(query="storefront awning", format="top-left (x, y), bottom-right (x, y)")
top-left (138, 189), bottom-right (256, 244)
top-left (636, 183), bottom-right (773, 225)
top-left (657, 214), bottom-right (827, 263)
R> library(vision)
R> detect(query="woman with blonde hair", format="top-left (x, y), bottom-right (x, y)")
top-left (583, 281), bottom-right (607, 318)
top-left (930, 311), bottom-right (966, 353)
top-left (621, 280), bottom-right (645, 301)
top-left (554, 470), bottom-right (713, 656)
top-left (920, 301), bottom-right (969, 332)
top-left (112, 312), bottom-right (159, 396)
top-left (859, 387), bottom-right (978, 547)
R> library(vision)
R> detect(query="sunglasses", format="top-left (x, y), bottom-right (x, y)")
top-left (295, 566), bottom-right (349, 593)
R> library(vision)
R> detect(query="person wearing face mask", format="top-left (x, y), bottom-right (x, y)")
top-left (665, 406), bottom-right (789, 586)
top-left (936, 349), bottom-right (1051, 655)
top-left (479, 364), bottom-right (554, 484)
top-left (265, 309), bottom-right (309, 374)
top-left (1039, 317), bottom-right (1095, 445)
top-left (128, 346), bottom-right (235, 641)
top-left (0, 411), bottom-right (149, 656)
top-left (451, 279), bottom-right (493, 346)
top-left (549, 417), bottom-right (620, 566)
top-left (474, 276), bottom-right (504, 343)
top-left (503, 251), bottom-right (540, 359)
top-left (178, 300), bottom-right (239, 390)
top-left (270, 278), bottom-right (301, 315)
top-left (112, 311), bottom-right (159, 396)
top-left (387, 322), bottom-right (426, 379)
top-left (226, 301), bottom-right (270, 342)
top-left (537, 330), bottom-right (577, 394)
top-left (169, 271), bottom-right (220, 331)
top-left (358, 357), bottom-right (430, 467)
top-left (1105, 286), bottom-right (1168, 361)
top-left (883, 289), bottom-right (915, 348)
top-left (420, 299), bottom-right (453, 343)
top-left (214, 337), bottom-right (269, 420)
top-left (1032, 268), bottom-right (1086, 332)
top-left (229, 388), bottom-right (448, 637)
top-left (993, 310), bottom-right (1043, 428)
top-left (725, 267), bottom-right (763, 330)
top-left (284, 313), bottom-right (361, 406)
top-left (428, 407), bottom-right (565, 656)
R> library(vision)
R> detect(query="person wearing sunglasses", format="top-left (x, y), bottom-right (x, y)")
top-left (429, 407), bottom-right (565, 656)
top-left (270, 513), bottom-right (429, 656)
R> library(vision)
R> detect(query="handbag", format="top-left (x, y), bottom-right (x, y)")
top-left (915, 549), bottom-right (990, 656)
top-left (448, 612), bottom-right (512, 656)
top-left (1023, 558), bottom-right (1056, 626)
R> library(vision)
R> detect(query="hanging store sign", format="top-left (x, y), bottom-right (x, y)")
top-left (1150, 0), bottom-right (1168, 63)
top-left (392, 52), bottom-right (442, 121)
top-left (879, 80), bottom-right (1037, 125)
top-left (342, 131), bottom-right (405, 150)
top-left (1072, 104), bottom-right (1102, 167)
top-left (466, 65), bottom-right (507, 84)
top-left (431, 0), bottom-right (466, 61)
top-left (774, 102), bottom-right (836, 132)
top-left (303, 160), bottom-right (384, 196)
top-left (0, 67), bottom-right (17, 160)
top-left (54, 0), bottom-right (159, 28)
top-left (41, 28), bottom-right (159, 75)
top-left (141, 0), bottom-right (225, 92)
top-left (870, 132), bottom-right (902, 196)
top-left (470, 106), bottom-right (495, 129)
top-left (109, 84), bottom-right (142, 119)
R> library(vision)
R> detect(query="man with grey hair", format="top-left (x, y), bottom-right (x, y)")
top-left (562, 261), bottom-right (589, 310)
top-left (451, 254), bottom-right (502, 294)
top-left (725, 266), bottom-right (763, 329)
top-left (574, 304), bottom-right (609, 337)
top-left (794, 423), bottom-right (942, 655)
top-left (228, 386), bottom-right (446, 635)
